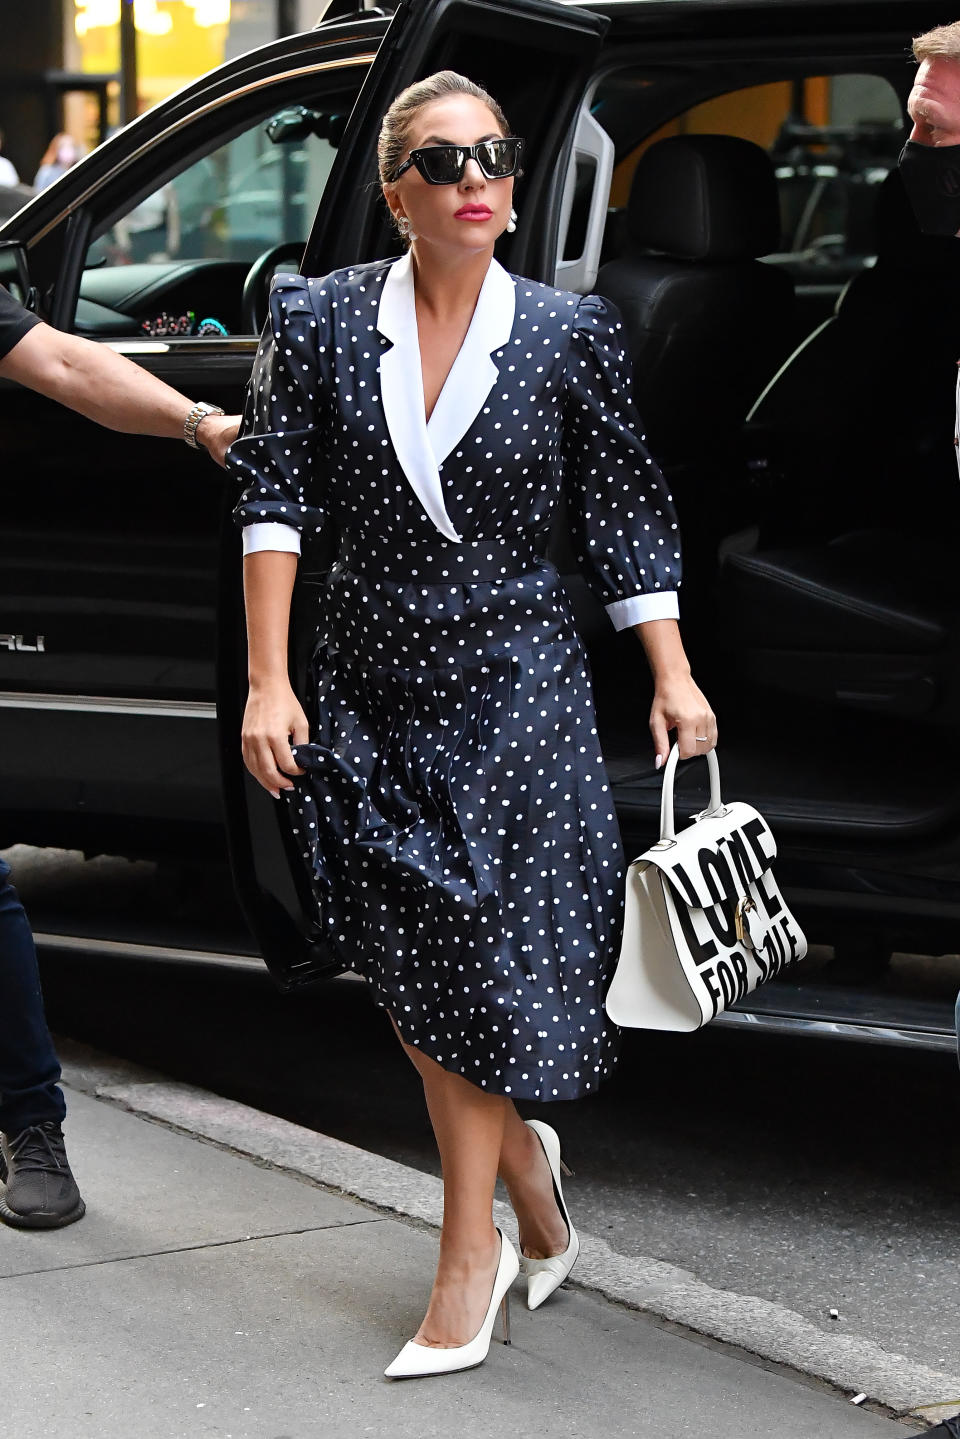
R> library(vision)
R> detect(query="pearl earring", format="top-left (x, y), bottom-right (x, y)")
top-left (506, 207), bottom-right (518, 235)
top-left (397, 215), bottom-right (416, 241)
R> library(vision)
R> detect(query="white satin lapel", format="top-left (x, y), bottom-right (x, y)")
top-left (377, 254), bottom-right (517, 543)
top-left (426, 258), bottom-right (516, 468)
top-left (378, 253), bottom-right (461, 543)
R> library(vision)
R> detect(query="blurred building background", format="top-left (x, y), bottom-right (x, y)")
top-left (0, 0), bottom-right (322, 186)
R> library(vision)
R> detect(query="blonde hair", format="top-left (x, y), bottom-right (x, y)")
top-left (913, 22), bottom-right (960, 62)
top-left (377, 70), bottom-right (510, 188)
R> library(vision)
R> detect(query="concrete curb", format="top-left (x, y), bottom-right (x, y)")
top-left (58, 1040), bottom-right (960, 1428)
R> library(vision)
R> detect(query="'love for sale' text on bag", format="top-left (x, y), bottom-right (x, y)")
top-left (605, 745), bottom-right (807, 1032)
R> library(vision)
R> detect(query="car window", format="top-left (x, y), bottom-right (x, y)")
top-left (81, 102), bottom-right (349, 337)
top-left (610, 74), bottom-right (904, 285)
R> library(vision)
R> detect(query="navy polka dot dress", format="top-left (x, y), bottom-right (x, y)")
top-left (229, 253), bottom-right (681, 1101)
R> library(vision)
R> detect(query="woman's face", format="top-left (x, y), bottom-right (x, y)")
top-left (385, 93), bottom-right (513, 255)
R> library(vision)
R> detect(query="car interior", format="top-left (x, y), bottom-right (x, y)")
top-left (551, 58), bottom-right (960, 917)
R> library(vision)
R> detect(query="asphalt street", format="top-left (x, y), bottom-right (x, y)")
top-left (8, 844), bottom-right (960, 1389)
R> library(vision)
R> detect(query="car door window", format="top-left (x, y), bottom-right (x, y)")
top-left (80, 100), bottom-right (350, 338)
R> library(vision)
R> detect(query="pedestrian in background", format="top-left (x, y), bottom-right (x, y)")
top-left (898, 23), bottom-right (960, 1437)
top-left (0, 283), bottom-right (239, 1227)
top-left (33, 133), bottom-right (82, 192)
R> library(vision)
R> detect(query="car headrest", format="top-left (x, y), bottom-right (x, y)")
top-left (627, 134), bottom-right (781, 261)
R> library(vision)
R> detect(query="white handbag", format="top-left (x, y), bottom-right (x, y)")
top-left (605, 744), bottom-right (807, 1031)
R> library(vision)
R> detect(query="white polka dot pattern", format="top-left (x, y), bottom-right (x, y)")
top-left (227, 259), bottom-right (682, 1101)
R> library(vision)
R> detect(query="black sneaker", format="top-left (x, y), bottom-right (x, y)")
top-left (925, 1420), bottom-right (960, 1437)
top-left (0, 1121), bottom-right (85, 1229)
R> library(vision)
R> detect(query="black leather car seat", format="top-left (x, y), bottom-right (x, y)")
top-left (596, 134), bottom-right (795, 480)
top-left (720, 170), bottom-right (960, 724)
top-left (745, 168), bottom-right (960, 534)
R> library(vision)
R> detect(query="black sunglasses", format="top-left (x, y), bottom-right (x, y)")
top-left (391, 136), bottom-right (524, 186)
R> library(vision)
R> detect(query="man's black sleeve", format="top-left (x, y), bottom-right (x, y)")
top-left (0, 284), bottom-right (39, 362)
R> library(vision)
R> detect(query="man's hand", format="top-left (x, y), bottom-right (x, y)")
top-left (196, 412), bottom-right (242, 468)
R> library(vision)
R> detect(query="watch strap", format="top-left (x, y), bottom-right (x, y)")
top-left (183, 400), bottom-right (225, 449)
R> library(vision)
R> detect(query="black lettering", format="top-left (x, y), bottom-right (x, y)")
top-left (674, 895), bottom-right (718, 965)
top-left (743, 816), bottom-right (776, 869)
top-left (699, 849), bottom-right (734, 905)
top-left (720, 828), bottom-right (757, 890)
top-left (753, 870), bottom-right (784, 921)
top-left (668, 861), bottom-right (701, 908)
top-left (762, 925), bottom-right (787, 978)
top-left (700, 966), bottom-right (722, 1018)
top-left (779, 915), bottom-right (801, 963)
top-left (730, 947), bottom-right (750, 998)
top-left (703, 896), bottom-right (737, 947)
top-left (716, 958), bottom-right (739, 1008)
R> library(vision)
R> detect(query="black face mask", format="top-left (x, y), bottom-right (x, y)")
top-left (898, 139), bottom-right (960, 235)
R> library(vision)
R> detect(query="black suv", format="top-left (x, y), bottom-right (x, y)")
top-left (2, 0), bottom-right (958, 1050)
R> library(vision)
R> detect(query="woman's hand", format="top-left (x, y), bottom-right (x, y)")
top-left (632, 618), bottom-right (717, 768)
top-left (197, 412), bottom-right (242, 468)
top-left (241, 680), bottom-right (308, 797)
top-left (649, 673), bottom-right (717, 768)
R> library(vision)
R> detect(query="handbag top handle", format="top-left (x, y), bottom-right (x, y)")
top-left (659, 744), bottom-right (724, 844)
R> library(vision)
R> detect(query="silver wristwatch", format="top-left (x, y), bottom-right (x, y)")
top-left (183, 400), bottom-right (225, 450)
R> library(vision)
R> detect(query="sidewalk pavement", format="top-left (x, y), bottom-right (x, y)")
top-left (1, 1069), bottom-right (928, 1439)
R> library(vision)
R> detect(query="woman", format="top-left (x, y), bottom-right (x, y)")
top-left (33, 133), bottom-right (82, 192)
top-left (229, 71), bottom-right (715, 1379)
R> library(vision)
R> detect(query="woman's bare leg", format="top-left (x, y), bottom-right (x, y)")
top-left (397, 1030), bottom-right (508, 1348)
top-left (497, 1101), bottom-right (570, 1260)
top-left (392, 1018), bottom-right (569, 1295)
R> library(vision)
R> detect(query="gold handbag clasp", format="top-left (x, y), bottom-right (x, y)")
top-left (734, 896), bottom-right (759, 949)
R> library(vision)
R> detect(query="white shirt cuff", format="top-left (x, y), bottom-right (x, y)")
top-left (242, 522), bottom-right (302, 557)
top-left (606, 591), bottom-right (680, 630)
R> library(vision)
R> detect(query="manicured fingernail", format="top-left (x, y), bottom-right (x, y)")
top-left (655, 754), bottom-right (663, 770)
top-left (270, 789), bottom-right (281, 799)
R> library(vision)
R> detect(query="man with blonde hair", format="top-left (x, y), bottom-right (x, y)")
top-left (900, 22), bottom-right (960, 230)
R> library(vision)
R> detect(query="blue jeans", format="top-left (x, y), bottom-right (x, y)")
top-left (0, 857), bottom-right (65, 1136)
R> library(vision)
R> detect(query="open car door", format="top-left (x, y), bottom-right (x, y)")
top-left (220, 0), bottom-right (608, 988)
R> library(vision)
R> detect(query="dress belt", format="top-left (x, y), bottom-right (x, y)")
top-left (336, 533), bottom-right (543, 584)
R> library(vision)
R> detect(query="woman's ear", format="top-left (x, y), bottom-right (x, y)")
top-left (382, 184), bottom-right (403, 223)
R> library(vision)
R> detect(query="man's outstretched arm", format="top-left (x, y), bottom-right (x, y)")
top-left (0, 319), bottom-right (240, 465)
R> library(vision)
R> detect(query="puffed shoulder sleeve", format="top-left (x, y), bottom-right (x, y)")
top-left (228, 274), bottom-right (329, 557)
top-left (562, 292), bottom-right (681, 629)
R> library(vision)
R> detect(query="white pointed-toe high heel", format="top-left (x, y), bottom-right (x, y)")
top-left (384, 1229), bottom-right (520, 1379)
top-left (519, 1119), bottom-right (580, 1311)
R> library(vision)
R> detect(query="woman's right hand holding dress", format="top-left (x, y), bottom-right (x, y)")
top-left (240, 550), bottom-right (307, 799)
top-left (241, 679), bottom-right (307, 799)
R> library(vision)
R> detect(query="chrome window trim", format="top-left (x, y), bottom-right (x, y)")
top-left (0, 692), bottom-right (217, 720)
